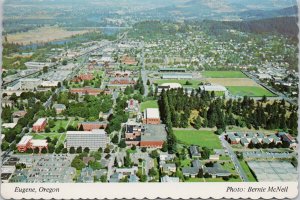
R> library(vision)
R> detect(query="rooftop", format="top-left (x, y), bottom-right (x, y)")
top-left (17, 136), bottom-right (33, 146)
top-left (66, 129), bottom-right (106, 135)
top-left (144, 108), bottom-right (160, 119)
top-left (33, 118), bottom-right (47, 126)
top-left (141, 124), bottom-right (167, 142)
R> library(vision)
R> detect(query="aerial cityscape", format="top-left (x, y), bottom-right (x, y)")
top-left (1, 0), bottom-right (298, 183)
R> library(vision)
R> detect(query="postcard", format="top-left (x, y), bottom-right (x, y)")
top-left (1, 0), bottom-right (298, 199)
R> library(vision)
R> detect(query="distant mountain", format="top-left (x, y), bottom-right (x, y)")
top-left (238, 5), bottom-right (298, 20)
top-left (201, 16), bottom-right (299, 40)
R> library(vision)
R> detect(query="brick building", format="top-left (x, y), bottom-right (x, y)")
top-left (17, 136), bottom-right (48, 154)
top-left (142, 108), bottom-right (161, 125)
top-left (32, 118), bottom-right (47, 132)
top-left (77, 121), bottom-right (108, 131)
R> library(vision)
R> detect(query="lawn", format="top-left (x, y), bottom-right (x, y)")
top-left (186, 177), bottom-right (205, 182)
top-left (174, 130), bottom-right (222, 149)
top-left (227, 86), bottom-right (276, 97)
top-left (203, 71), bottom-right (246, 78)
top-left (30, 132), bottom-right (61, 140)
top-left (154, 79), bottom-right (201, 89)
top-left (50, 119), bottom-right (70, 132)
top-left (239, 160), bottom-right (257, 182)
top-left (140, 100), bottom-right (159, 112)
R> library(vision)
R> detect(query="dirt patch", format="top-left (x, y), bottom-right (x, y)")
top-left (205, 78), bottom-right (259, 86)
top-left (6, 26), bottom-right (91, 45)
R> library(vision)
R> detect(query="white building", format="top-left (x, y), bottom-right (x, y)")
top-left (66, 129), bottom-right (109, 150)
top-left (41, 81), bottom-right (59, 87)
top-left (199, 85), bottom-right (227, 92)
top-left (20, 78), bottom-right (41, 90)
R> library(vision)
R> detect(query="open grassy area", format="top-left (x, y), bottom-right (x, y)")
top-left (51, 119), bottom-right (70, 132)
top-left (30, 132), bottom-right (61, 140)
top-left (239, 160), bottom-right (257, 182)
top-left (154, 79), bottom-right (201, 89)
top-left (227, 86), bottom-right (276, 97)
top-left (140, 100), bottom-right (159, 112)
top-left (174, 130), bottom-right (222, 149)
top-left (186, 177), bottom-right (205, 182)
top-left (203, 71), bottom-right (246, 78)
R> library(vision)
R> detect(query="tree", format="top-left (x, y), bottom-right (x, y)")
top-left (147, 79), bottom-right (150, 85)
top-left (98, 147), bottom-right (103, 153)
top-left (55, 147), bottom-right (62, 154)
top-left (148, 167), bottom-right (157, 177)
top-left (62, 148), bottom-right (68, 154)
top-left (62, 60), bottom-right (68, 65)
top-left (161, 141), bottom-right (168, 152)
top-left (114, 157), bottom-right (118, 167)
top-left (93, 151), bottom-right (102, 160)
top-left (131, 145), bottom-right (136, 151)
top-left (43, 66), bottom-right (48, 73)
top-left (69, 147), bottom-right (75, 154)
top-left (76, 146), bottom-right (82, 153)
top-left (141, 147), bottom-right (147, 152)
top-left (48, 143), bottom-right (55, 153)
top-left (58, 127), bottom-right (65, 133)
top-left (112, 135), bottom-right (119, 144)
top-left (71, 157), bottom-right (85, 170)
top-left (194, 115), bottom-right (201, 130)
top-left (1, 141), bottom-right (10, 151)
top-left (140, 175), bottom-right (147, 182)
top-left (118, 140), bottom-right (126, 148)
top-left (83, 147), bottom-right (90, 153)
top-left (201, 147), bottom-right (210, 159)
top-left (149, 150), bottom-right (159, 159)
top-left (124, 152), bottom-right (132, 167)
top-left (89, 160), bottom-right (102, 170)
top-left (104, 147), bottom-right (110, 154)
top-left (100, 175), bottom-right (107, 182)
top-left (197, 168), bottom-right (204, 178)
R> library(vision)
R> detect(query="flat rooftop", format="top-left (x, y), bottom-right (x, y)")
top-left (67, 129), bottom-right (106, 135)
top-left (141, 124), bottom-right (167, 141)
top-left (144, 108), bottom-right (160, 119)
top-left (17, 136), bottom-right (33, 146)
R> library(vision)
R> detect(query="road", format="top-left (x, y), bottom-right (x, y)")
top-left (220, 134), bottom-right (249, 182)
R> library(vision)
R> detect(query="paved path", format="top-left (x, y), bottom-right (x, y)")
top-left (220, 134), bottom-right (249, 182)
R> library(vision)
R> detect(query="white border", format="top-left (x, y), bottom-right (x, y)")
top-left (0, 182), bottom-right (298, 199)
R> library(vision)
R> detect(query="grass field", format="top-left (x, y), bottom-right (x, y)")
top-left (154, 79), bottom-right (201, 88)
top-left (30, 132), bottom-right (61, 140)
top-left (174, 130), bottom-right (222, 149)
top-left (203, 71), bottom-right (246, 78)
top-left (239, 160), bottom-right (257, 182)
top-left (140, 100), bottom-right (159, 112)
top-left (227, 86), bottom-right (276, 97)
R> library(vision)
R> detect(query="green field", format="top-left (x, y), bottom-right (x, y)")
top-left (140, 100), bottom-right (159, 112)
top-left (154, 79), bottom-right (201, 88)
top-left (174, 130), bottom-right (222, 149)
top-left (203, 71), bottom-right (246, 78)
top-left (227, 86), bottom-right (276, 97)
top-left (239, 160), bottom-right (257, 182)
top-left (30, 132), bottom-right (61, 140)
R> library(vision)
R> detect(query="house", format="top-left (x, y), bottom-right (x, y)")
top-left (209, 154), bottom-right (220, 161)
top-left (262, 138), bottom-right (271, 145)
top-left (109, 173), bottom-right (123, 183)
top-left (52, 104), bottom-right (66, 114)
top-left (32, 118), bottom-right (47, 132)
top-left (2, 123), bottom-right (17, 129)
top-left (189, 145), bottom-right (201, 158)
top-left (251, 138), bottom-right (260, 145)
top-left (227, 133), bottom-right (239, 144)
top-left (268, 134), bottom-right (281, 144)
top-left (116, 166), bottom-right (138, 175)
top-left (182, 167), bottom-right (199, 178)
top-left (114, 71), bottom-right (131, 77)
top-left (159, 153), bottom-right (175, 162)
top-left (240, 137), bottom-right (250, 147)
top-left (12, 110), bottom-right (27, 123)
top-left (78, 167), bottom-right (94, 183)
top-left (161, 175), bottom-right (180, 182)
top-left (279, 132), bottom-right (297, 148)
top-left (121, 55), bottom-right (138, 65)
top-left (191, 160), bottom-right (203, 169)
top-left (77, 121), bottom-right (108, 131)
top-left (128, 174), bottom-right (139, 183)
top-left (93, 169), bottom-right (107, 180)
top-left (140, 124), bottom-right (167, 148)
top-left (204, 163), bottom-right (231, 178)
top-left (161, 163), bottom-right (176, 174)
top-left (142, 108), bottom-right (160, 124)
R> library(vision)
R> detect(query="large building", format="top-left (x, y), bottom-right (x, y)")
top-left (140, 124), bottom-right (167, 148)
top-left (142, 108), bottom-right (160, 125)
top-left (77, 121), bottom-right (108, 131)
top-left (158, 67), bottom-right (186, 73)
top-left (157, 83), bottom-right (182, 93)
top-left (17, 136), bottom-right (48, 153)
top-left (66, 129), bottom-right (109, 150)
top-left (20, 78), bottom-right (42, 90)
top-left (32, 118), bottom-right (47, 132)
top-left (70, 88), bottom-right (104, 96)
